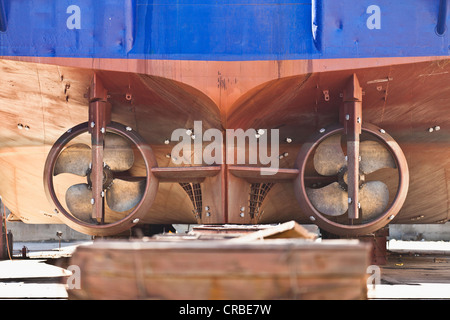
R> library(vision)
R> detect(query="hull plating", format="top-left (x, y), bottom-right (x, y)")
top-left (0, 0), bottom-right (449, 234)
top-left (0, 56), bottom-right (449, 230)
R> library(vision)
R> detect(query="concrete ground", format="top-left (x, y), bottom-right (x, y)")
top-left (0, 241), bottom-right (91, 299)
top-left (11, 241), bottom-right (92, 259)
top-left (343, 222), bottom-right (450, 299)
top-left (369, 240), bottom-right (450, 299)
top-left (0, 259), bottom-right (70, 299)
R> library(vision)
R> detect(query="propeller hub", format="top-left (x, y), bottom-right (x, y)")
top-left (86, 164), bottom-right (114, 190)
top-left (337, 166), bottom-right (365, 191)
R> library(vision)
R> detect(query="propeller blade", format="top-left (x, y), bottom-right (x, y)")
top-left (65, 183), bottom-right (93, 222)
top-left (306, 182), bottom-right (348, 216)
top-left (359, 181), bottom-right (389, 219)
top-left (106, 178), bottom-right (145, 212)
top-left (104, 133), bottom-right (134, 172)
top-left (54, 144), bottom-right (91, 176)
top-left (314, 135), bottom-right (347, 176)
top-left (360, 140), bottom-right (396, 174)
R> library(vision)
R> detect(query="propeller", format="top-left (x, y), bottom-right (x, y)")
top-left (54, 133), bottom-right (145, 223)
top-left (307, 134), bottom-right (395, 220)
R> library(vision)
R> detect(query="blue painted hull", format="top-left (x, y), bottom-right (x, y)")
top-left (0, 0), bottom-right (448, 61)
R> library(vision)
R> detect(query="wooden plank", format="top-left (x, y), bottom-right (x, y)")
top-left (228, 221), bottom-right (317, 242)
top-left (0, 260), bottom-right (70, 299)
top-left (370, 251), bottom-right (450, 299)
top-left (68, 239), bottom-right (371, 300)
top-left (0, 260), bottom-right (71, 279)
top-left (73, 272), bottom-right (366, 300)
top-left (192, 224), bottom-right (277, 235)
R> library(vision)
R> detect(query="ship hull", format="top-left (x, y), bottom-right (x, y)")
top-left (0, 55), bottom-right (449, 232)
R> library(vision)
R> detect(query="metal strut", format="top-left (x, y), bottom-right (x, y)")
top-left (88, 74), bottom-right (111, 222)
top-left (340, 74), bottom-right (362, 220)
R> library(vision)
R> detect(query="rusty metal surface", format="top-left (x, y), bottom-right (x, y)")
top-left (294, 123), bottom-right (409, 236)
top-left (0, 56), bottom-right (449, 235)
top-left (43, 121), bottom-right (159, 236)
top-left (88, 75), bottom-right (109, 222)
top-left (341, 74), bottom-right (363, 220)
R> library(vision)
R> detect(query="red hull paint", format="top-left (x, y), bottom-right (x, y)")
top-left (0, 55), bottom-right (448, 235)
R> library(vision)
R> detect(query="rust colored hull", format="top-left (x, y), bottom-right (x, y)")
top-left (0, 55), bottom-right (449, 234)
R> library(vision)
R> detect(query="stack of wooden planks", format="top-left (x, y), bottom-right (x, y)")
top-left (68, 221), bottom-right (371, 300)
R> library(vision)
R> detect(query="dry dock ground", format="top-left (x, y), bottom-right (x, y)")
top-left (368, 240), bottom-right (450, 299)
top-left (0, 241), bottom-right (89, 299)
top-left (1, 239), bottom-right (450, 299)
